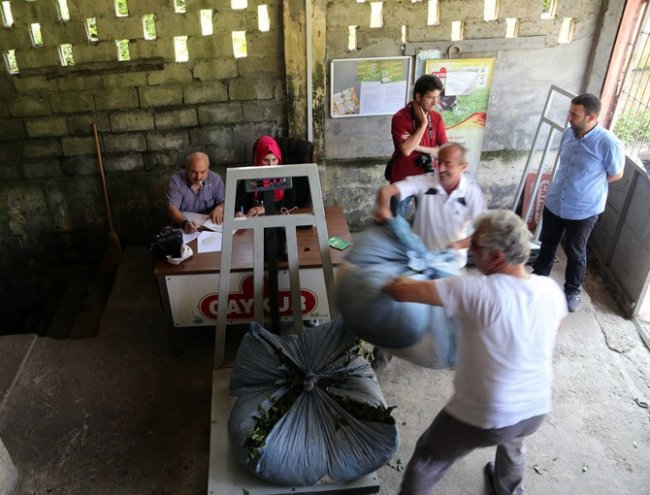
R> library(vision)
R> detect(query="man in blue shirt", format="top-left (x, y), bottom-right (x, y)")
top-left (166, 152), bottom-right (226, 233)
top-left (533, 94), bottom-right (625, 312)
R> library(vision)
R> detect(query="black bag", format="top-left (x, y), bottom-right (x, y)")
top-left (383, 158), bottom-right (393, 181)
top-left (151, 226), bottom-right (183, 258)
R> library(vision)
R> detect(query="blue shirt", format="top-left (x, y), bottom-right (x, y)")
top-left (545, 125), bottom-right (624, 220)
top-left (166, 169), bottom-right (225, 214)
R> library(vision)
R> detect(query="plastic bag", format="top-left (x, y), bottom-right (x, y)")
top-left (336, 217), bottom-right (459, 369)
top-left (228, 321), bottom-right (399, 486)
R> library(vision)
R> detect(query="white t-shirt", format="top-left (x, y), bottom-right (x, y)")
top-left (396, 174), bottom-right (486, 268)
top-left (436, 273), bottom-right (567, 429)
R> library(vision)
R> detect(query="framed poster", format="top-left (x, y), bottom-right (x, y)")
top-left (330, 56), bottom-right (412, 118)
top-left (424, 58), bottom-right (495, 173)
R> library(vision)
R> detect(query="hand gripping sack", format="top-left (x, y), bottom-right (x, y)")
top-left (335, 216), bottom-right (459, 369)
top-left (228, 321), bottom-right (399, 486)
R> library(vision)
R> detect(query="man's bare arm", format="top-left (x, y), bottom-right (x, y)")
top-left (382, 276), bottom-right (443, 306)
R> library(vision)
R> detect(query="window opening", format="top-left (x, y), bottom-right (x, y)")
top-left (558, 17), bottom-right (574, 44)
top-left (174, 0), bottom-right (186, 14)
top-left (29, 23), bottom-right (43, 47)
top-left (348, 25), bottom-right (358, 51)
top-left (541, 0), bottom-right (557, 20)
top-left (1, 2), bottom-right (13, 27)
top-left (232, 31), bottom-right (247, 58)
top-left (401, 25), bottom-right (407, 44)
top-left (201, 9), bottom-right (213, 36)
top-left (427, 0), bottom-right (439, 26)
top-left (116, 39), bottom-right (130, 61)
top-left (611, 8), bottom-right (650, 163)
top-left (231, 0), bottom-right (247, 9)
top-left (59, 44), bottom-right (74, 66)
top-left (86, 17), bottom-right (98, 41)
top-left (370, 2), bottom-right (382, 28)
top-left (143, 13), bottom-right (156, 40)
top-left (505, 17), bottom-right (519, 38)
top-left (451, 20), bottom-right (464, 41)
top-left (174, 35), bottom-right (189, 62)
top-left (56, 0), bottom-right (70, 21)
top-left (4, 49), bottom-right (18, 74)
top-left (115, 0), bottom-right (128, 17)
top-left (484, 0), bottom-right (498, 21)
top-left (258, 5), bottom-right (270, 32)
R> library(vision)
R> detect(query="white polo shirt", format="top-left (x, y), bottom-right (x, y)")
top-left (396, 173), bottom-right (486, 268)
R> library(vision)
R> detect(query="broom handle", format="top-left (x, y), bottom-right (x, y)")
top-left (91, 123), bottom-right (115, 233)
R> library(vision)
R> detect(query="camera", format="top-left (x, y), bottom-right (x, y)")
top-left (415, 153), bottom-right (434, 172)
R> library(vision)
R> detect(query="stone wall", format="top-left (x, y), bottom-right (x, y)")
top-left (0, 0), bottom-right (287, 330)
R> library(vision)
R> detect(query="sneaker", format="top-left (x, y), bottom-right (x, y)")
top-left (371, 348), bottom-right (393, 373)
top-left (566, 293), bottom-right (581, 312)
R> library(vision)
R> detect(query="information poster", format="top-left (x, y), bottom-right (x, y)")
top-left (331, 57), bottom-right (411, 118)
top-left (424, 58), bottom-right (495, 173)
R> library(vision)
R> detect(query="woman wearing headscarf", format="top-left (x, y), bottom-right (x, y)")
top-left (236, 135), bottom-right (297, 217)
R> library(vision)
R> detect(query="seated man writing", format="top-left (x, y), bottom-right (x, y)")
top-left (166, 151), bottom-right (226, 233)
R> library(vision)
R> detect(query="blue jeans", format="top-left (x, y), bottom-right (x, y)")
top-left (532, 207), bottom-right (599, 295)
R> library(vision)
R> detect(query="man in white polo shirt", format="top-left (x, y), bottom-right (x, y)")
top-left (383, 210), bottom-right (568, 495)
top-left (374, 142), bottom-right (486, 269)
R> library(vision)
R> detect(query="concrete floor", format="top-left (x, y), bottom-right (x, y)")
top-left (0, 246), bottom-right (649, 494)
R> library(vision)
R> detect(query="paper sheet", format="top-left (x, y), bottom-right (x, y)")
top-left (182, 211), bottom-right (223, 231)
top-left (182, 231), bottom-right (200, 245)
top-left (197, 231), bottom-right (222, 253)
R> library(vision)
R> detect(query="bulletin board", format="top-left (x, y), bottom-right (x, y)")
top-left (330, 56), bottom-right (412, 118)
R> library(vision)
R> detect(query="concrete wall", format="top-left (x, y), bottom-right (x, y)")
top-left (323, 0), bottom-right (611, 224)
top-left (0, 0), bottom-right (624, 329)
top-left (591, 158), bottom-right (650, 316)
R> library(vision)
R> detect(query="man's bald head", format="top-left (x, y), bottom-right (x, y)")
top-left (184, 152), bottom-right (210, 186)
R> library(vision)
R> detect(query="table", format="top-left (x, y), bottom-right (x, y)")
top-left (154, 207), bottom-right (351, 328)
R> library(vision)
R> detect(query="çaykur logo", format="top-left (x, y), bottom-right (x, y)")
top-left (198, 273), bottom-right (318, 320)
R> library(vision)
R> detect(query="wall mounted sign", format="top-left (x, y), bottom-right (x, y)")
top-left (424, 57), bottom-right (495, 173)
top-left (330, 56), bottom-right (412, 118)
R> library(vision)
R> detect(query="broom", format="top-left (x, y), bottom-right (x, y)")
top-left (92, 122), bottom-right (122, 274)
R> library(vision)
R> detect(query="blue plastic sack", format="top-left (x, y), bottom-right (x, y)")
top-left (228, 321), bottom-right (399, 486)
top-left (336, 217), bottom-right (459, 368)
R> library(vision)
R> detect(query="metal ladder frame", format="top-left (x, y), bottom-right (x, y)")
top-left (214, 163), bottom-right (336, 368)
top-left (510, 84), bottom-right (576, 240)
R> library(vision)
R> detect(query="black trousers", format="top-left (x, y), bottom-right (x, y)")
top-left (532, 207), bottom-right (599, 295)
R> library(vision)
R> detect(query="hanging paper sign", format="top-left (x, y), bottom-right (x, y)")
top-left (424, 58), bottom-right (495, 173)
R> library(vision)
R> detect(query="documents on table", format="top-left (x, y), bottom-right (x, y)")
top-left (183, 211), bottom-right (223, 232)
top-left (182, 231), bottom-right (200, 245)
top-left (197, 231), bottom-right (222, 253)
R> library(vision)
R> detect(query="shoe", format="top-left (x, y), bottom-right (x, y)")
top-left (484, 462), bottom-right (496, 495)
top-left (566, 293), bottom-right (581, 313)
top-left (371, 348), bottom-right (393, 373)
